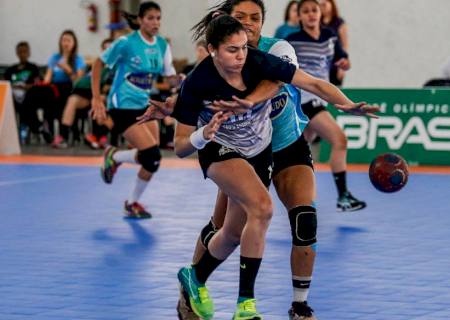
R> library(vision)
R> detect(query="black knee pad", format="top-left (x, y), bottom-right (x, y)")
top-left (288, 205), bottom-right (317, 247)
top-left (200, 218), bottom-right (219, 248)
top-left (137, 146), bottom-right (161, 173)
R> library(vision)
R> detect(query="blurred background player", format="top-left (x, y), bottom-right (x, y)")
top-left (274, 1), bottom-right (300, 40)
top-left (91, 1), bottom-right (176, 219)
top-left (287, 0), bottom-right (366, 212)
top-left (319, 0), bottom-right (349, 86)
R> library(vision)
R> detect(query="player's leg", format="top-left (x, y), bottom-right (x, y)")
top-left (307, 110), bottom-right (366, 212)
top-left (119, 120), bottom-right (160, 218)
top-left (178, 158), bottom-right (271, 320)
top-left (272, 137), bottom-right (318, 319)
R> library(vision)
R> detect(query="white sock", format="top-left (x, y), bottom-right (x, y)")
top-left (113, 149), bottom-right (138, 164)
top-left (128, 176), bottom-right (149, 203)
top-left (293, 276), bottom-right (312, 302)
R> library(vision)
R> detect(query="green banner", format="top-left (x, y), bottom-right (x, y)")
top-left (319, 89), bottom-right (450, 166)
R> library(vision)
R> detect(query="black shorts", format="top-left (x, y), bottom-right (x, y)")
top-left (72, 87), bottom-right (92, 100)
top-left (198, 142), bottom-right (273, 187)
top-left (302, 100), bottom-right (327, 120)
top-left (273, 135), bottom-right (314, 175)
top-left (109, 108), bottom-right (147, 135)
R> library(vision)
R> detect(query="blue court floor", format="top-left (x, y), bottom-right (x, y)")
top-left (1, 163), bottom-right (450, 320)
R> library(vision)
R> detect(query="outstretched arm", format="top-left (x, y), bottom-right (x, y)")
top-left (291, 68), bottom-right (379, 117)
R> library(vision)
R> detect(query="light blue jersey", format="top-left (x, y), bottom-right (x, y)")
top-left (101, 31), bottom-right (176, 110)
top-left (258, 36), bottom-right (309, 152)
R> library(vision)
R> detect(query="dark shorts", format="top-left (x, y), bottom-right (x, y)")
top-left (273, 135), bottom-right (314, 175)
top-left (302, 100), bottom-right (327, 120)
top-left (72, 87), bottom-right (92, 100)
top-left (198, 142), bottom-right (273, 188)
top-left (109, 108), bottom-right (147, 135)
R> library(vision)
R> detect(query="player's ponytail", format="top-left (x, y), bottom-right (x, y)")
top-left (192, 12), bottom-right (245, 49)
top-left (121, 11), bottom-right (140, 30)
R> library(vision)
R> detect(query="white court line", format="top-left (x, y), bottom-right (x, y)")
top-left (0, 172), bottom-right (96, 187)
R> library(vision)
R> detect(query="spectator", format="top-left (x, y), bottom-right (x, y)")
top-left (320, 0), bottom-right (349, 86)
top-left (274, 1), bottom-right (300, 39)
top-left (4, 42), bottom-right (40, 143)
top-left (21, 29), bottom-right (86, 141)
top-left (52, 38), bottom-right (114, 149)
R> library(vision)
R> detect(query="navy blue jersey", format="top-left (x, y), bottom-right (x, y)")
top-left (172, 47), bottom-right (296, 157)
top-left (286, 28), bottom-right (347, 104)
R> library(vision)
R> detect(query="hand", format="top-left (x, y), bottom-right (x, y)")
top-left (335, 102), bottom-right (380, 118)
top-left (207, 95), bottom-right (254, 114)
top-left (90, 96), bottom-right (107, 122)
top-left (136, 96), bottom-right (177, 124)
top-left (204, 111), bottom-right (231, 140)
top-left (57, 62), bottom-right (73, 75)
top-left (335, 58), bottom-right (350, 71)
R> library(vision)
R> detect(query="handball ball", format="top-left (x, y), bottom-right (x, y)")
top-left (369, 153), bottom-right (409, 193)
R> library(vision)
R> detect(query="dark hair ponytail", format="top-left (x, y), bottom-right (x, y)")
top-left (192, 12), bottom-right (245, 49)
top-left (122, 1), bottom-right (161, 31)
top-left (121, 11), bottom-right (139, 30)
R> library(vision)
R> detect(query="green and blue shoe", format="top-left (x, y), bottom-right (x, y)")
top-left (177, 266), bottom-right (214, 320)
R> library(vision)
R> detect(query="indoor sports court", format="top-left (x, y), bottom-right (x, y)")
top-left (1, 0), bottom-right (450, 320)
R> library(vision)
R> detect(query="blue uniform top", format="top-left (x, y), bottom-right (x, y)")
top-left (274, 23), bottom-right (300, 40)
top-left (101, 31), bottom-right (176, 110)
top-left (47, 53), bottom-right (86, 83)
top-left (258, 36), bottom-right (309, 152)
top-left (286, 28), bottom-right (347, 105)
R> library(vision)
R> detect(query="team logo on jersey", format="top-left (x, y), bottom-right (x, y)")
top-left (270, 92), bottom-right (288, 119)
top-left (218, 145), bottom-right (235, 157)
top-left (280, 55), bottom-right (292, 63)
top-left (130, 56), bottom-right (142, 66)
top-left (145, 48), bottom-right (158, 55)
top-left (126, 72), bottom-right (154, 90)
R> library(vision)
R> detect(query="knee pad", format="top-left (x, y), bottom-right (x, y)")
top-left (200, 218), bottom-right (219, 248)
top-left (288, 205), bottom-right (317, 247)
top-left (137, 146), bottom-right (161, 173)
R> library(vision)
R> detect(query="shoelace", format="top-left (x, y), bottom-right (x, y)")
top-left (293, 301), bottom-right (314, 316)
top-left (198, 287), bottom-right (210, 303)
top-left (241, 299), bottom-right (257, 313)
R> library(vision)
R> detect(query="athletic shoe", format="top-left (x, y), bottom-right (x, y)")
top-left (177, 266), bottom-right (214, 320)
top-left (288, 301), bottom-right (317, 320)
top-left (51, 135), bottom-right (68, 148)
top-left (84, 133), bottom-right (100, 149)
top-left (232, 298), bottom-right (263, 320)
top-left (98, 135), bottom-right (108, 149)
top-left (39, 126), bottom-right (53, 144)
top-left (124, 201), bottom-right (152, 219)
top-left (337, 191), bottom-right (367, 212)
top-left (101, 146), bottom-right (120, 184)
top-left (177, 287), bottom-right (201, 320)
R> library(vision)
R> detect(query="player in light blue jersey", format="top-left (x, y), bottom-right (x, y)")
top-left (91, 1), bottom-right (176, 219)
top-left (175, 2), bottom-right (318, 319)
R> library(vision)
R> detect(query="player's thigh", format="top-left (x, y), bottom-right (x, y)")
top-left (307, 111), bottom-right (346, 146)
top-left (123, 121), bottom-right (158, 150)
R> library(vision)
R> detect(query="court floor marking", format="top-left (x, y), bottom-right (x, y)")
top-left (0, 155), bottom-right (449, 174)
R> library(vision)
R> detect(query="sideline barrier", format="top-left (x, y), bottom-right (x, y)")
top-left (319, 89), bottom-right (450, 166)
top-left (0, 81), bottom-right (21, 155)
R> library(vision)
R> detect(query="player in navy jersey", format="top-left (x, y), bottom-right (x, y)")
top-left (287, 0), bottom-right (366, 212)
top-left (140, 11), bottom-right (377, 320)
top-left (91, 1), bottom-right (177, 219)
